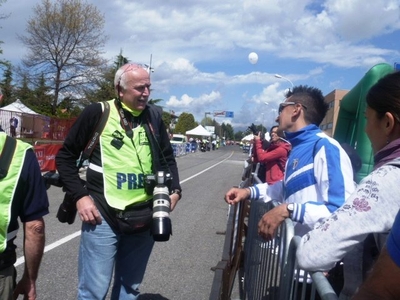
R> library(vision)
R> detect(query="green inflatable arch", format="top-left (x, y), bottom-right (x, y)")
top-left (333, 63), bottom-right (394, 182)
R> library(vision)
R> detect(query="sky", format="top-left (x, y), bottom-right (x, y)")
top-left (1, 0), bottom-right (400, 131)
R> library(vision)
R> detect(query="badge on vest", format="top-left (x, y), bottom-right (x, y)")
top-left (111, 130), bottom-right (124, 149)
top-left (139, 132), bottom-right (149, 146)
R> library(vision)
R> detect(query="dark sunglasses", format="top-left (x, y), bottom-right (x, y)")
top-left (278, 102), bottom-right (308, 114)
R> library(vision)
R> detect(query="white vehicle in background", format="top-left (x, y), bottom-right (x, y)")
top-left (170, 134), bottom-right (187, 144)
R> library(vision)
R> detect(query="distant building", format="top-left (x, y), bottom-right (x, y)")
top-left (320, 89), bottom-right (349, 137)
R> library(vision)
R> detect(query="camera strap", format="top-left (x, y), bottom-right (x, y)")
top-left (78, 101), bottom-right (110, 168)
top-left (0, 136), bottom-right (17, 179)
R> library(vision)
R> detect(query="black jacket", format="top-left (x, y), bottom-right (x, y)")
top-left (56, 100), bottom-right (181, 229)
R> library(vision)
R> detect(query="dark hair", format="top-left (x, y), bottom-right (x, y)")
top-left (366, 71), bottom-right (400, 123)
top-left (269, 125), bottom-right (279, 135)
top-left (285, 85), bottom-right (328, 125)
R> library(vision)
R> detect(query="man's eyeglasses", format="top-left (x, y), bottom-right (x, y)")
top-left (278, 102), bottom-right (308, 114)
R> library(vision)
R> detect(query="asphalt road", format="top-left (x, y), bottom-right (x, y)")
top-left (14, 144), bottom-right (248, 300)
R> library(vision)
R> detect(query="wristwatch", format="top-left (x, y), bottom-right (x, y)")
top-left (287, 203), bottom-right (294, 218)
top-left (170, 189), bottom-right (182, 200)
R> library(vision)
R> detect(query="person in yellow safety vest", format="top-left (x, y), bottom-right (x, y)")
top-left (0, 88), bottom-right (49, 300)
top-left (56, 63), bottom-right (181, 300)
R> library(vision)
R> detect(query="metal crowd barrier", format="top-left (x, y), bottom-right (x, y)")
top-left (283, 236), bottom-right (339, 300)
top-left (243, 200), bottom-right (294, 300)
top-left (211, 162), bottom-right (339, 300)
top-left (171, 143), bottom-right (187, 157)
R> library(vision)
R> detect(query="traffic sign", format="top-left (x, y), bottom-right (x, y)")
top-left (213, 111), bottom-right (234, 118)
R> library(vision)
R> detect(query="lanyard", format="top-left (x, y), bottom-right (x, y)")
top-left (115, 99), bottom-right (141, 139)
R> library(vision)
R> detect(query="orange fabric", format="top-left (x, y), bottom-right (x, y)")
top-left (34, 144), bottom-right (63, 172)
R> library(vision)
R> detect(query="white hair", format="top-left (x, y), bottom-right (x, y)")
top-left (114, 63), bottom-right (147, 91)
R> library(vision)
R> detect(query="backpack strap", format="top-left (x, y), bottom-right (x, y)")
top-left (77, 101), bottom-right (110, 168)
top-left (0, 136), bottom-right (17, 179)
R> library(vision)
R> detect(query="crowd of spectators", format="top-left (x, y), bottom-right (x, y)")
top-left (228, 70), bottom-right (400, 299)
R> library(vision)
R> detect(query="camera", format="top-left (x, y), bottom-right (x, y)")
top-left (56, 193), bottom-right (77, 224)
top-left (146, 171), bottom-right (173, 242)
top-left (42, 171), bottom-right (63, 190)
top-left (248, 123), bottom-right (259, 135)
top-left (42, 171), bottom-right (82, 225)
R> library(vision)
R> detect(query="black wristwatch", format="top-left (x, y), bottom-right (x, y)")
top-left (170, 189), bottom-right (182, 200)
top-left (287, 203), bottom-right (294, 218)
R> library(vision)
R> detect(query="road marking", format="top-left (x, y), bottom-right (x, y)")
top-left (16, 151), bottom-right (234, 266)
top-left (15, 231), bottom-right (81, 267)
top-left (180, 152), bottom-right (233, 184)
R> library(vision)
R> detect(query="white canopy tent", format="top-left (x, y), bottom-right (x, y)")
top-left (0, 99), bottom-right (49, 138)
top-left (1, 99), bottom-right (40, 115)
top-left (241, 133), bottom-right (254, 142)
top-left (185, 125), bottom-right (212, 137)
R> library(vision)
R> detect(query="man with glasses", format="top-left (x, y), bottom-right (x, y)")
top-left (56, 63), bottom-right (181, 300)
top-left (225, 85), bottom-right (354, 240)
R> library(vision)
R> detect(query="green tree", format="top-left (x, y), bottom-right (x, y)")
top-left (84, 52), bottom-right (129, 104)
top-left (14, 74), bottom-right (34, 104)
top-left (234, 131), bottom-right (245, 141)
top-left (57, 96), bottom-right (82, 117)
top-left (19, 0), bottom-right (107, 115)
top-left (200, 116), bottom-right (213, 127)
top-left (162, 111), bottom-right (173, 134)
top-left (29, 73), bottom-right (53, 115)
top-left (174, 112), bottom-right (196, 135)
top-left (0, 62), bottom-right (14, 105)
top-left (0, 0), bottom-right (10, 68)
top-left (221, 123), bottom-right (234, 140)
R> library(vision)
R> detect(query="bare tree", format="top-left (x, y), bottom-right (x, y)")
top-left (0, 0), bottom-right (11, 70)
top-left (18, 0), bottom-right (107, 115)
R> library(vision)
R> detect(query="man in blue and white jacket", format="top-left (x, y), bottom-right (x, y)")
top-left (225, 85), bottom-right (355, 239)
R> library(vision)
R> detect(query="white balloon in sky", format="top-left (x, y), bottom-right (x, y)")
top-left (248, 52), bottom-right (258, 64)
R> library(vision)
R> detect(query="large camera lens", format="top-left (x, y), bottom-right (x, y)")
top-left (151, 185), bottom-right (172, 241)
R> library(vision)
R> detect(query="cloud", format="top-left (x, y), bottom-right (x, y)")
top-left (2, 0), bottom-right (400, 129)
top-left (166, 90), bottom-right (222, 113)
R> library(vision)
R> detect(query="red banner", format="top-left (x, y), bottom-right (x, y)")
top-left (34, 144), bottom-right (63, 172)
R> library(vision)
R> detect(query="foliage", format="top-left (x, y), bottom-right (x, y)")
top-left (14, 74), bottom-right (33, 104)
top-left (84, 52), bottom-right (129, 104)
top-left (234, 131), bottom-right (245, 141)
top-left (174, 112), bottom-right (196, 135)
top-left (0, 0), bottom-right (10, 68)
top-left (221, 123), bottom-right (234, 140)
top-left (162, 111), bottom-right (173, 134)
top-left (200, 116), bottom-right (213, 127)
top-left (18, 0), bottom-right (107, 115)
top-left (0, 62), bottom-right (13, 106)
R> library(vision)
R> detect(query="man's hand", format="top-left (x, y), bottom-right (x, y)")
top-left (13, 218), bottom-right (45, 300)
top-left (76, 196), bottom-right (102, 225)
top-left (257, 204), bottom-right (290, 240)
top-left (13, 274), bottom-right (37, 300)
top-left (169, 193), bottom-right (180, 212)
top-left (224, 188), bottom-right (250, 205)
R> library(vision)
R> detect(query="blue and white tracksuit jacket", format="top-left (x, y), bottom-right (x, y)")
top-left (248, 124), bottom-right (355, 236)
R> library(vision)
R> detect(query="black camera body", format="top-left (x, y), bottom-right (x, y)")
top-left (42, 171), bottom-right (63, 189)
top-left (248, 123), bottom-right (259, 135)
top-left (42, 171), bottom-right (80, 225)
top-left (56, 193), bottom-right (77, 224)
top-left (145, 171), bottom-right (173, 242)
